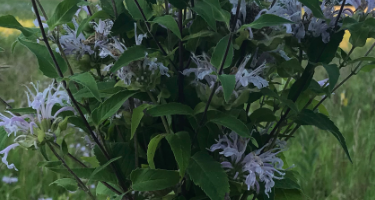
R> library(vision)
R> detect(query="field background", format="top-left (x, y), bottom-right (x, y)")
top-left (1, 0), bottom-right (375, 199)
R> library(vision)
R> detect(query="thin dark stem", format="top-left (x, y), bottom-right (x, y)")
top-left (165, 0), bottom-right (169, 14)
top-left (50, 142), bottom-right (122, 195)
top-left (286, 41), bottom-right (375, 140)
top-left (84, 0), bottom-right (93, 16)
top-left (199, 0), bottom-right (242, 125)
top-left (334, 0), bottom-right (346, 28)
top-left (178, 10), bottom-right (185, 129)
top-left (147, 91), bottom-right (171, 134)
top-left (36, 0), bottom-right (48, 20)
top-left (132, 0), bottom-right (177, 70)
top-left (47, 143), bottom-right (96, 200)
top-left (110, 0), bottom-right (118, 17)
top-left (0, 96), bottom-right (12, 109)
top-left (31, 0), bottom-right (127, 192)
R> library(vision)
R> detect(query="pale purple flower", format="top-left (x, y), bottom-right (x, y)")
top-left (235, 55), bottom-right (269, 90)
top-left (0, 143), bottom-right (20, 171)
top-left (182, 53), bottom-right (216, 81)
top-left (2, 176), bottom-right (18, 184)
top-left (60, 19), bottom-right (94, 58)
top-left (368, 0), bottom-right (375, 13)
top-left (134, 23), bottom-right (148, 45)
top-left (210, 132), bottom-right (285, 197)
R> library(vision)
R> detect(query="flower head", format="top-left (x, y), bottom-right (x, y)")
top-left (2, 176), bottom-right (18, 184)
top-left (210, 132), bottom-right (285, 197)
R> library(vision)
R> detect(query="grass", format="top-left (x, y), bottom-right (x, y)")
top-left (1, 0), bottom-right (375, 200)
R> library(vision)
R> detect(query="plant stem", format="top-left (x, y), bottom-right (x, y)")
top-left (110, 0), bottom-right (118, 17)
top-left (31, 0), bottom-right (127, 192)
top-left (199, 0), bottom-right (242, 125)
top-left (0, 96), bottom-right (12, 109)
top-left (132, 0), bottom-right (177, 70)
top-left (47, 143), bottom-right (96, 200)
top-left (50, 142), bottom-right (122, 195)
top-left (286, 41), bottom-right (375, 140)
top-left (147, 91), bottom-right (171, 134)
top-left (178, 9), bottom-right (185, 130)
top-left (334, 0), bottom-right (346, 28)
top-left (35, 0), bottom-right (48, 20)
top-left (128, 97), bottom-right (139, 168)
top-left (84, 0), bottom-right (93, 16)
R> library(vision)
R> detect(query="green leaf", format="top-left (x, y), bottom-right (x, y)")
top-left (169, 0), bottom-right (189, 10)
top-left (211, 34), bottom-right (233, 69)
top-left (80, 156), bottom-right (100, 167)
top-left (0, 15), bottom-right (34, 37)
top-left (100, 0), bottom-right (126, 18)
top-left (249, 108), bottom-right (276, 123)
top-left (110, 45), bottom-right (146, 72)
top-left (37, 161), bottom-right (62, 168)
top-left (275, 189), bottom-right (306, 200)
top-left (277, 59), bottom-right (303, 78)
top-left (323, 64), bottom-right (339, 92)
top-left (130, 168), bottom-right (180, 191)
top-left (96, 182), bottom-right (116, 196)
top-left (76, 10), bottom-right (111, 37)
top-left (166, 132), bottom-right (191, 177)
top-left (360, 64), bottom-right (375, 72)
top-left (182, 30), bottom-right (215, 41)
top-left (295, 109), bottom-right (352, 162)
top-left (191, 1), bottom-right (217, 31)
top-left (240, 14), bottom-right (295, 30)
top-left (111, 11), bottom-right (135, 34)
top-left (274, 171), bottom-right (301, 190)
top-left (91, 90), bottom-right (138, 125)
top-left (297, 0), bottom-right (324, 18)
top-left (208, 113), bottom-right (250, 137)
top-left (50, 178), bottom-right (78, 191)
top-left (125, 0), bottom-right (153, 20)
top-left (7, 107), bottom-right (36, 114)
top-left (218, 74), bottom-right (236, 102)
top-left (347, 56), bottom-right (375, 65)
top-left (94, 142), bottom-right (135, 178)
top-left (131, 104), bottom-right (151, 139)
top-left (18, 39), bottom-right (67, 78)
top-left (152, 15), bottom-right (182, 39)
top-left (342, 18), bottom-right (375, 47)
top-left (307, 30), bottom-right (345, 63)
top-left (187, 151), bottom-right (230, 200)
top-left (70, 72), bottom-right (102, 102)
top-left (60, 139), bottom-right (69, 155)
top-left (147, 103), bottom-right (194, 117)
top-left (47, 0), bottom-right (81, 29)
top-left (203, 0), bottom-right (231, 26)
top-left (147, 134), bottom-right (166, 169)
top-left (89, 156), bottom-right (122, 182)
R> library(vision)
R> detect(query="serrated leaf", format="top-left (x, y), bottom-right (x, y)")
top-left (218, 74), bottom-right (236, 102)
top-left (18, 39), bottom-right (67, 78)
top-left (211, 34), bottom-right (233, 69)
top-left (96, 182), bottom-right (115, 196)
top-left (360, 64), bottom-right (375, 72)
top-left (166, 132), bottom-right (191, 177)
top-left (323, 64), bottom-right (339, 92)
top-left (209, 113), bottom-right (250, 137)
top-left (274, 171), bottom-right (301, 190)
top-left (92, 90), bottom-right (138, 124)
top-left (111, 11), bottom-right (135, 34)
top-left (110, 45), bottom-right (146, 72)
top-left (187, 151), bottom-right (230, 200)
top-left (152, 15), bottom-right (181, 39)
top-left (295, 109), bottom-right (352, 162)
top-left (130, 168), bottom-right (180, 191)
top-left (100, 0), bottom-right (126, 18)
top-left (131, 104), bottom-right (151, 139)
top-left (80, 156), bottom-right (100, 167)
top-left (297, 0), bottom-right (324, 18)
top-left (50, 178), bottom-right (78, 191)
top-left (47, 0), bottom-right (81, 29)
top-left (249, 108), bottom-right (276, 123)
top-left (76, 10), bottom-right (111, 37)
top-left (70, 72), bottom-right (102, 102)
top-left (125, 0), bottom-right (153, 20)
top-left (240, 14), bottom-right (295, 30)
top-left (147, 103), bottom-right (194, 117)
top-left (0, 15), bottom-right (34, 37)
top-left (147, 134), bottom-right (166, 169)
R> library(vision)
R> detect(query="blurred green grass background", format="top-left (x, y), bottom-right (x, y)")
top-left (1, 0), bottom-right (375, 199)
